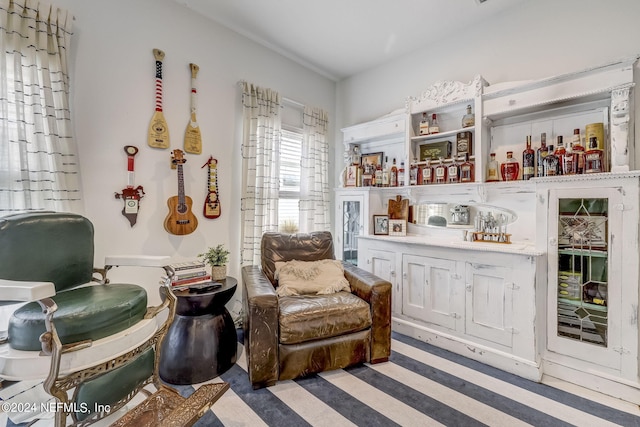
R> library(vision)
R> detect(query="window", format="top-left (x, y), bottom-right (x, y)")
top-left (278, 128), bottom-right (302, 233)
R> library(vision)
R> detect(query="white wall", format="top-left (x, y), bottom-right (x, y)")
top-left (52, 0), bottom-right (336, 304)
top-left (337, 0), bottom-right (640, 132)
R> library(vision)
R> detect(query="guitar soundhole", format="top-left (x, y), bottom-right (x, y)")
top-left (177, 204), bottom-right (188, 214)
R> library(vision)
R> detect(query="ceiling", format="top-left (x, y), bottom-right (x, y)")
top-left (173, 0), bottom-right (526, 81)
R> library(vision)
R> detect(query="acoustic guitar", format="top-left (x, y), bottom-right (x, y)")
top-left (201, 156), bottom-right (221, 219)
top-left (164, 149), bottom-right (198, 235)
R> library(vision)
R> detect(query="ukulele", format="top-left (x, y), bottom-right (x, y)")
top-left (164, 149), bottom-right (198, 235)
top-left (115, 145), bottom-right (145, 227)
top-left (201, 156), bottom-right (221, 219)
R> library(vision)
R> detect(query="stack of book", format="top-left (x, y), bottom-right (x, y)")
top-left (163, 261), bottom-right (211, 288)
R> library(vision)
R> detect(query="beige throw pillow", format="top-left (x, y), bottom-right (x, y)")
top-left (274, 259), bottom-right (350, 297)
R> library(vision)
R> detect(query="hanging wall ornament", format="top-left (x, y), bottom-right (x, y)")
top-left (115, 145), bottom-right (145, 226)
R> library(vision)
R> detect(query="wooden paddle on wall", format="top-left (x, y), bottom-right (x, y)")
top-left (148, 48), bottom-right (170, 149)
top-left (164, 149), bottom-right (198, 235)
top-left (184, 63), bottom-right (202, 154)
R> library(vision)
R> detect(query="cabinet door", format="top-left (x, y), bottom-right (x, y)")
top-left (547, 187), bottom-right (622, 369)
top-left (335, 194), bottom-right (364, 265)
top-left (363, 248), bottom-right (399, 314)
top-left (366, 249), bottom-right (396, 285)
top-left (402, 254), bottom-right (459, 330)
top-left (464, 262), bottom-right (514, 348)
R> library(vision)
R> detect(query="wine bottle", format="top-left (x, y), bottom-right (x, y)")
top-left (390, 158), bottom-right (398, 187)
top-left (522, 135), bottom-right (535, 180)
top-left (430, 113), bottom-right (440, 134)
top-left (536, 132), bottom-right (548, 177)
top-left (543, 145), bottom-right (558, 176)
top-left (419, 113), bottom-right (429, 135)
top-left (434, 157), bottom-right (447, 183)
top-left (571, 128), bottom-right (585, 174)
top-left (584, 137), bottom-right (604, 173)
top-left (459, 154), bottom-right (474, 183)
top-left (487, 153), bottom-right (499, 182)
top-left (461, 105), bottom-right (474, 128)
top-left (500, 151), bottom-right (519, 181)
top-left (554, 136), bottom-right (566, 175)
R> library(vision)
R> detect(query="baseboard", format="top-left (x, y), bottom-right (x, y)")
top-left (392, 317), bottom-right (542, 382)
top-left (542, 358), bottom-right (640, 405)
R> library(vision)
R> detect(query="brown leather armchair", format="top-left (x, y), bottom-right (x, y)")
top-left (242, 231), bottom-right (391, 389)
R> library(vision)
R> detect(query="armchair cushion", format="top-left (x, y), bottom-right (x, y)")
top-left (279, 292), bottom-right (372, 344)
top-left (274, 259), bottom-right (350, 296)
top-left (8, 284), bottom-right (147, 351)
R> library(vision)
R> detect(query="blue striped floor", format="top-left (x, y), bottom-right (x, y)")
top-left (171, 332), bottom-right (640, 427)
top-left (5, 331), bottom-right (640, 426)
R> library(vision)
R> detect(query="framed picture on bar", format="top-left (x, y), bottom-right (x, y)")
top-left (388, 219), bottom-right (407, 236)
top-left (361, 152), bottom-right (383, 169)
top-left (373, 214), bottom-right (389, 235)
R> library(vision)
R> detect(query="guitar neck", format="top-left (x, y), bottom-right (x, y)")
top-left (177, 164), bottom-right (186, 206)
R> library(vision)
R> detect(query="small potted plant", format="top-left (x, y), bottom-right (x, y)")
top-left (198, 244), bottom-right (230, 281)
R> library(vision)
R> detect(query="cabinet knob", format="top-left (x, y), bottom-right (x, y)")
top-left (549, 237), bottom-right (557, 247)
top-left (465, 284), bottom-right (472, 292)
top-left (390, 270), bottom-right (396, 277)
top-left (425, 279), bottom-right (429, 286)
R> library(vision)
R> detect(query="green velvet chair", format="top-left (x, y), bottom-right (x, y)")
top-left (0, 212), bottom-right (228, 426)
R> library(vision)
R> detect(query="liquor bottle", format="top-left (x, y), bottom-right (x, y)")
top-left (461, 104), bottom-right (474, 128)
top-left (456, 131), bottom-right (472, 157)
top-left (419, 113), bottom-right (430, 136)
top-left (434, 157), bottom-right (447, 184)
top-left (430, 113), bottom-right (440, 134)
top-left (522, 135), bottom-right (535, 180)
top-left (584, 136), bottom-right (604, 173)
top-left (500, 151), bottom-right (519, 181)
top-left (536, 133), bottom-right (548, 177)
top-left (382, 156), bottom-right (390, 187)
top-left (562, 139), bottom-right (574, 175)
top-left (447, 157), bottom-right (460, 183)
top-left (352, 146), bottom-right (363, 186)
top-left (398, 161), bottom-right (405, 186)
top-left (571, 128), bottom-right (585, 174)
top-left (421, 160), bottom-right (432, 184)
top-left (554, 136), bottom-right (566, 175)
top-left (390, 158), bottom-right (398, 187)
top-left (375, 162), bottom-right (383, 187)
top-left (459, 153), bottom-right (474, 183)
top-left (409, 159), bottom-right (418, 186)
top-left (543, 144), bottom-right (558, 176)
top-left (362, 161), bottom-right (372, 187)
top-left (486, 152), bottom-right (499, 182)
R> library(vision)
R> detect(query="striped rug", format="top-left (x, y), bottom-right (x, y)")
top-left (171, 332), bottom-right (640, 427)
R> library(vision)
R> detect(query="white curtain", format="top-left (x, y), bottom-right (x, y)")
top-left (300, 106), bottom-right (330, 232)
top-left (240, 82), bottom-right (281, 266)
top-left (0, 0), bottom-right (80, 215)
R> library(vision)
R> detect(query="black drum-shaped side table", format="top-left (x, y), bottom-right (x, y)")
top-left (159, 277), bottom-right (238, 385)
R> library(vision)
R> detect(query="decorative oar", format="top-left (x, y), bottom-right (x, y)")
top-left (184, 63), bottom-right (202, 154)
top-left (148, 48), bottom-right (170, 149)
